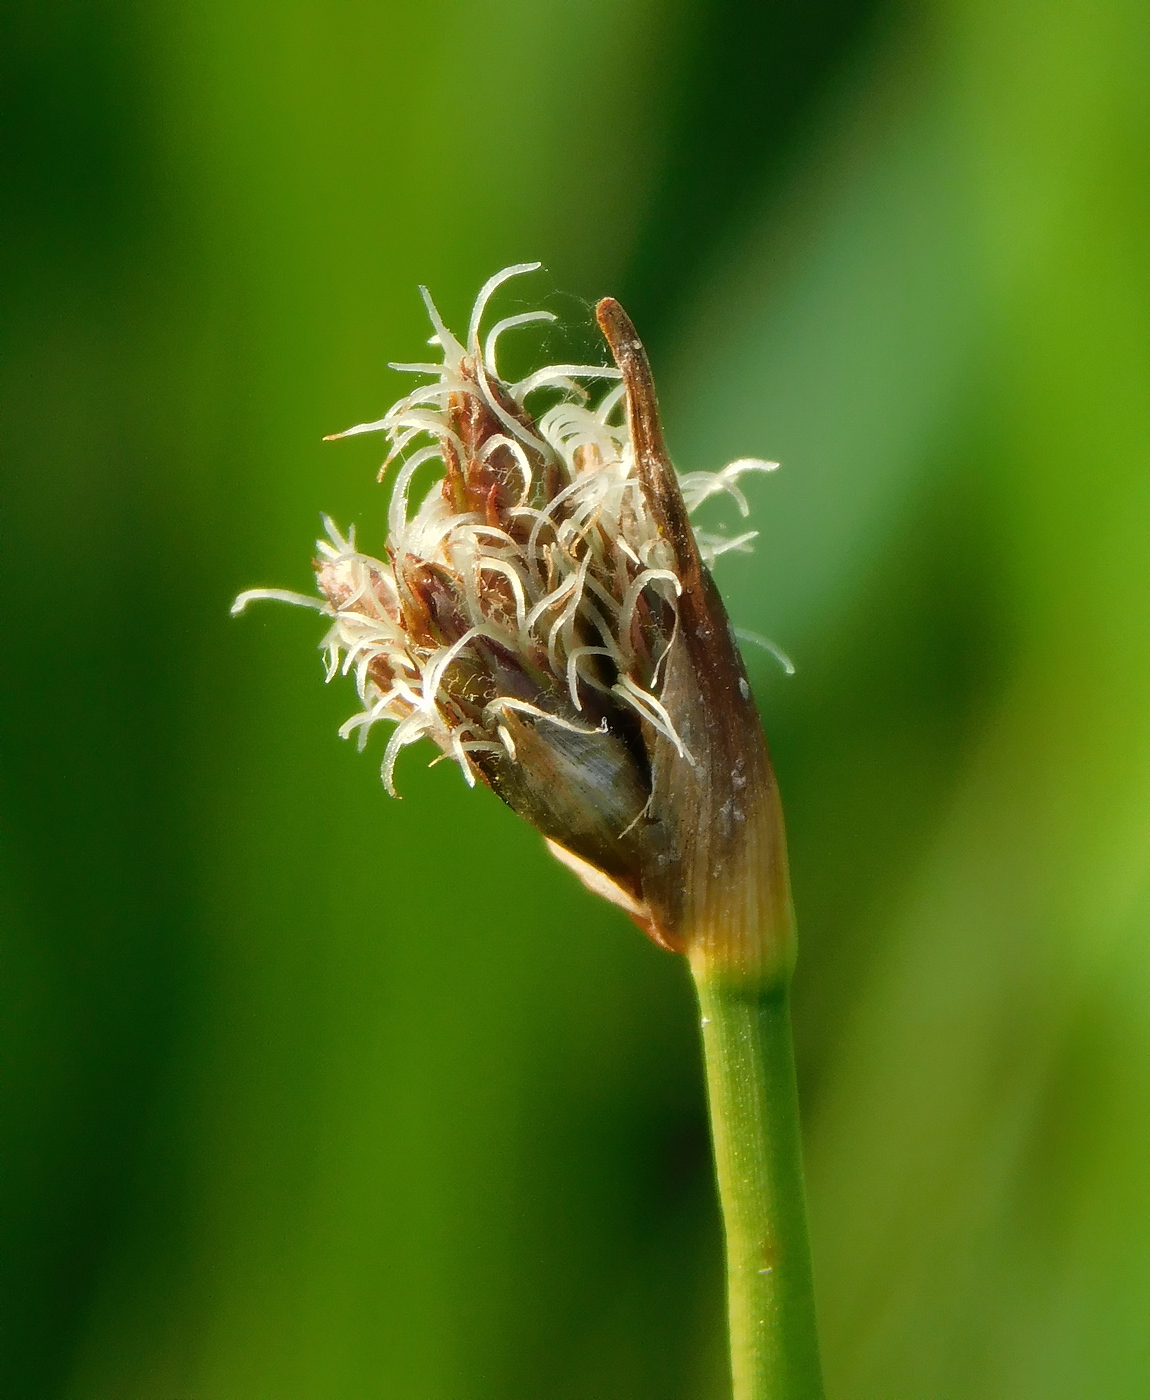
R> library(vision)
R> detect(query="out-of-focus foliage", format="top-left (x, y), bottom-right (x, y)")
top-left (1, 0), bottom-right (1148, 1396)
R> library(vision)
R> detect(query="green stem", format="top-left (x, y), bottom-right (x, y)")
top-left (691, 965), bottom-right (824, 1400)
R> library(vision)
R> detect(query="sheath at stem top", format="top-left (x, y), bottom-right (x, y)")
top-left (234, 264), bottom-right (795, 981)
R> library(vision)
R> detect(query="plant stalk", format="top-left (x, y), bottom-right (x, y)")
top-left (595, 293), bottom-right (822, 1394)
top-left (691, 962), bottom-right (824, 1400)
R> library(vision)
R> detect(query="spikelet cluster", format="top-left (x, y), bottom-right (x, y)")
top-left (234, 265), bottom-right (774, 806)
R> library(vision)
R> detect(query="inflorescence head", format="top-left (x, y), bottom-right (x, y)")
top-left (234, 265), bottom-right (789, 962)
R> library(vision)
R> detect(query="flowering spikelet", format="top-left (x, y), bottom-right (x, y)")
top-left (234, 265), bottom-right (792, 969)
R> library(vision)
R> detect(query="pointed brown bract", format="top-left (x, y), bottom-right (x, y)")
top-left (594, 300), bottom-right (794, 979)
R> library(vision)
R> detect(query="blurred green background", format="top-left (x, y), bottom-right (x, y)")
top-left (2, 0), bottom-right (1149, 1395)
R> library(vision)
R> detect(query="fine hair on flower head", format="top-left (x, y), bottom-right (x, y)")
top-left (233, 263), bottom-right (783, 947)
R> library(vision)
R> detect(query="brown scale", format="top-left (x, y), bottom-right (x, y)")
top-left (431, 637), bottom-right (550, 757)
top-left (449, 361), bottom-right (580, 541)
top-left (471, 633), bottom-right (553, 707)
top-left (471, 359), bottom-right (562, 479)
top-left (476, 573), bottom-right (519, 637)
top-left (392, 551), bottom-right (471, 649)
top-left (314, 558), bottom-right (399, 626)
top-left (411, 358), bottom-right (652, 783)
top-left (629, 584), bottom-right (677, 684)
top-left (443, 364), bottom-right (554, 522)
top-left (363, 655), bottom-right (416, 720)
top-left (433, 652), bottom-right (499, 727)
top-left (438, 368), bottom-right (597, 644)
